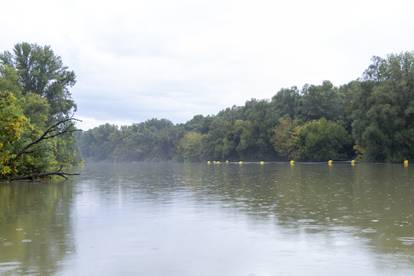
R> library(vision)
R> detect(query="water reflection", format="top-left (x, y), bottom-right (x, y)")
top-left (1, 162), bottom-right (414, 275)
top-left (0, 180), bottom-right (74, 275)
top-left (179, 163), bottom-right (414, 259)
top-left (72, 162), bottom-right (414, 274)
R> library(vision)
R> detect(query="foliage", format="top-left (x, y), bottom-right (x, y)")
top-left (295, 119), bottom-right (352, 161)
top-left (272, 116), bottom-right (300, 160)
top-left (345, 52), bottom-right (414, 161)
top-left (77, 51), bottom-right (414, 162)
top-left (177, 132), bottom-right (205, 161)
top-left (270, 87), bottom-right (300, 118)
top-left (0, 42), bottom-right (77, 119)
top-left (298, 81), bottom-right (344, 122)
top-left (78, 119), bottom-right (183, 161)
top-left (0, 43), bottom-right (79, 180)
top-left (0, 92), bottom-right (29, 175)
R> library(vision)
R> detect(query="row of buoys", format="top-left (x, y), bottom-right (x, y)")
top-left (207, 160), bottom-right (410, 167)
top-left (207, 160), bottom-right (258, 165)
top-left (207, 160), bottom-right (244, 164)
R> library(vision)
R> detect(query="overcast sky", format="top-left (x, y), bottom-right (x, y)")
top-left (1, 0), bottom-right (413, 129)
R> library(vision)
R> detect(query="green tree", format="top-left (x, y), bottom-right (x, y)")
top-left (76, 51), bottom-right (414, 163)
top-left (271, 87), bottom-right (300, 118)
top-left (0, 92), bottom-right (29, 176)
top-left (272, 116), bottom-right (300, 160)
top-left (177, 132), bottom-right (205, 161)
top-left (184, 114), bottom-right (213, 133)
top-left (0, 43), bottom-right (80, 181)
top-left (0, 42), bottom-right (76, 118)
top-left (296, 119), bottom-right (352, 161)
top-left (299, 81), bottom-right (344, 122)
top-left (349, 52), bottom-right (414, 161)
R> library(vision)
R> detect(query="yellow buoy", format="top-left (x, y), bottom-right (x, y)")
top-left (404, 160), bottom-right (409, 167)
top-left (328, 160), bottom-right (333, 166)
top-left (239, 161), bottom-right (243, 165)
top-left (351, 160), bottom-right (356, 166)
top-left (259, 161), bottom-right (265, 165)
top-left (290, 160), bottom-right (295, 166)
top-left (216, 161), bottom-right (221, 164)
top-left (207, 161), bottom-right (211, 164)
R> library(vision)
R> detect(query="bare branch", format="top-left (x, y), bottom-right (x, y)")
top-left (43, 128), bottom-right (82, 140)
top-left (9, 169), bottom-right (80, 181)
top-left (14, 118), bottom-right (81, 160)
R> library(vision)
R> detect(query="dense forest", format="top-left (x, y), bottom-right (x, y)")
top-left (78, 52), bottom-right (414, 163)
top-left (0, 43), bottom-right (79, 180)
top-left (1, 43), bottom-right (412, 171)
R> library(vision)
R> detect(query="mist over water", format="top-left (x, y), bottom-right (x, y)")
top-left (1, 162), bottom-right (414, 275)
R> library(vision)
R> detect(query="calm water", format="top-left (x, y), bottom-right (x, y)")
top-left (1, 162), bottom-right (414, 275)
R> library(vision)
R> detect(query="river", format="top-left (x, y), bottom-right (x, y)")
top-left (1, 162), bottom-right (414, 275)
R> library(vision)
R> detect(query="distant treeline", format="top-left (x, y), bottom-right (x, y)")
top-left (77, 52), bottom-right (414, 162)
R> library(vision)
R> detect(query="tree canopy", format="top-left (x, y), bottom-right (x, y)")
top-left (0, 43), bottom-right (79, 180)
top-left (0, 42), bottom-right (76, 119)
top-left (74, 51), bottom-right (414, 163)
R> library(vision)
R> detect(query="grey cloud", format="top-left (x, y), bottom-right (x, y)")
top-left (2, 0), bottom-right (414, 130)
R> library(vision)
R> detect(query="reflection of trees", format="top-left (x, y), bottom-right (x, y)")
top-left (0, 180), bottom-right (74, 275)
top-left (177, 163), bottom-right (414, 258)
top-left (51, 162), bottom-right (414, 267)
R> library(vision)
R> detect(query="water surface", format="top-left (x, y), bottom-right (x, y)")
top-left (1, 162), bottom-right (414, 275)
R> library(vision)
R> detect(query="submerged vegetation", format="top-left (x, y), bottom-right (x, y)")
top-left (0, 43), bottom-right (80, 181)
top-left (78, 52), bottom-right (414, 163)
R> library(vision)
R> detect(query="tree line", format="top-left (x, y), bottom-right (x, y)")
top-left (77, 52), bottom-right (413, 163)
top-left (0, 43), bottom-right (80, 180)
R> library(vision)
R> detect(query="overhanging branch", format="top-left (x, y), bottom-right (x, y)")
top-left (14, 117), bottom-right (82, 160)
top-left (9, 165), bottom-right (80, 181)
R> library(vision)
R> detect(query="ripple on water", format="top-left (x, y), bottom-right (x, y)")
top-left (2, 242), bottom-right (13, 247)
top-left (297, 218), bottom-right (316, 224)
top-left (361, 228), bottom-right (377, 234)
top-left (397, 237), bottom-right (414, 246)
top-left (0, 262), bottom-right (20, 273)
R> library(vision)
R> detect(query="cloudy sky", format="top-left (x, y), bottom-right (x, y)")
top-left (1, 0), bottom-right (413, 129)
